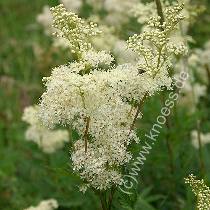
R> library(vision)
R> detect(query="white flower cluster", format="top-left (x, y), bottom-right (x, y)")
top-left (36, 5), bottom-right (70, 48)
top-left (24, 199), bottom-right (58, 210)
top-left (90, 25), bottom-right (118, 51)
top-left (91, 25), bottom-right (138, 64)
top-left (50, 4), bottom-right (101, 54)
top-left (81, 50), bottom-right (114, 67)
top-left (185, 174), bottom-right (210, 210)
top-left (128, 4), bottom-right (187, 80)
top-left (37, 6), bottom-right (53, 35)
top-left (39, 61), bottom-right (141, 189)
top-left (103, 0), bottom-right (138, 26)
top-left (39, 4), bottom-right (187, 191)
top-left (130, 0), bottom-right (201, 48)
top-left (56, 0), bottom-right (138, 25)
top-left (131, 0), bottom-right (196, 30)
top-left (191, 130), bottom-right (210, 149)
top-left (177, 40), bottom-right (210, 111)
top-left (113, 40), bottom-right (138, 64)
top-left (36, 0), bottom-right (139, 63)
top-left (60, 0), bottom-right (82, 13)
top-left (179, 79), bottom-right (207, 112)
top-left (188, 40), bottom-right (210, 83)
top-left (177, 84), bottom-right (205, 114)
top-left (22, 106), bottom-right (69, 153)
top-left (130, 2), bottom-right (156, 25)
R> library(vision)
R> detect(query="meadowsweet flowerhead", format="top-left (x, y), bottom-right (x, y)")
top-left (185, 174), bottom-right (210, 210)
top-left (39, 61), bottom-right (142, 190)
top-left (39, 3), bottom-right (188, 191)
top-left (127, 3), bottom-right (188, 78)
top-left (50, 4), bottom-right (101, 54)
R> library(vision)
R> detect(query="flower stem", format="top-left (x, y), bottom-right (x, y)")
top-left (204, 64), bottom-right (210, 87)
top-left (108, 187), bottom-right (116, 210)
top-left (99, 192), bottom-right (108, 210)
top-left (154, 0), bottom-right (175, 174)
top-left (128, 94), bottom-right (147, 136)
top-left (83, 117), bottom-right (90, 153)
top-left (161, 93), bottom-right (175, 174)
top-left (196, 120), bottom-right (205, 176)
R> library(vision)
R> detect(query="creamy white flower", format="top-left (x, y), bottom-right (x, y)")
top-left (178, 77), bottom-right (207, 112)
top-left (39, 57), bottom-right (173, 189)
top-left (37, 5), bottom-right (53, 35)
top-left (104, 0), bottom-right (138, 14)
top-left (128, 4), bottom-right (187, 67)
top-left (81, 50), bottom-right (114, 67)
top-left (131, 0), bottom-right (196, 37)
top-left (187, 41), bottom-right (210, 84)
top-left (39, 61), bottom-right (143, 189)
top-left (79, 184), bottom-right (89, 193)
top-left (60, 0), bottom-right (82, 12)
top-left (113, 40), bottom-right (138, 64)
top-left (191, 130), bottom-right (210, 149)
top-left (36, 5), bottom-right (70, 49)
top-left (91, 25), bottom-right (118, 51)
top-left (22, 106), bottom-right (69, 153)
top-left (130, 2), bottom-right (156, 24)
top-left (104, 0), bottom-right (138, 25)
top-left (24, 199), bottom-right (58, 210)
top-left (51, 4), bottom-right (101, 54)
top-left (185, 174), bottom-right (210, 210)
top-left (39, 3), bottom-right (186, 191)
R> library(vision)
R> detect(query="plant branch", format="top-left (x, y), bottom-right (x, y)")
top-left (128, 0), bottom-right (165, 136)
top-left (128, 94), bottom-right (147, 136)
top-left (108, 187), bottom-right (116, 210)
top-left (160, 93), bottom-right (175, 174)
top-left (83, 117), bottom-right (90, 153)
top-left (196, 120), bottom-right (205, 176)
top-left (154, 0), bottom-right (175, 175)
top-left (99, 193), bottom-right (107, 210)
top-left (204, 64), bottom-right (210, 87)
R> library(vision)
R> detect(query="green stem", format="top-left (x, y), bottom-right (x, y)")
top-left (190, 67), bottom-right (206, 175)
top-left (99, 192), bottom-right (108, 210)
top-left (128, 94), bottom-right (147, 136)
top-left (161, 93), bottom-right (175, 174)
top-left (108, 187), bottom-right (116, 210)
top-left (0, 112), bottom-right (9, 146)
top-left (196, 120), bottom-right (205, 176)
top-left (165, 118), bottom-right (174, 174)
top-left (154, 0), bottom-right (175, 175)
top-left (128, 0), bottom-right (165, 135)
top-left (204, 64), bottom-right (210, 87)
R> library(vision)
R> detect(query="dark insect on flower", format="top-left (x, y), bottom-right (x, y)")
top-left (138, 68), bottom-right (145, 74)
